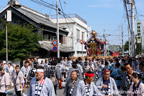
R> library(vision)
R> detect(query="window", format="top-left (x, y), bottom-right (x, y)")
top-left (137, 26), bottom-right (140, 28)
top-left (137, 23), bottom-right (140, 25)
top-left (43, 34), bottom-right (49, 40)
top-left (77, 29), bottom-right (80, 42)
top-left (137, 30), bottom-right (141, 32)
top-left (138, 37), bottom-right (141, 39)
top-left (137, 33), bottom-right (141, 36)
top-left (50, 35), bottom-right (56, 41)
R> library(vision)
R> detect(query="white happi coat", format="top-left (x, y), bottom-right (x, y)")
top-left (8, 66), bottom-right (13, 75)
top-left (27, 77), bottom-right (55, 96)
top-left (21, 66), bottom-right (31, 77)
top-left (21, 66), bottom-right (31, 83)
top-left (64, 78), bottom-right (81, 96)
top-left (12, 71), bottom-right (24, 91)
top-left (76, 81), bottom-right (103, 96)
top-left (0, 73), bottom-right (10, 93)
top-left (96, 77), bottom-right (119, 96)
top-left (127, 83), bottom-right (144, 96)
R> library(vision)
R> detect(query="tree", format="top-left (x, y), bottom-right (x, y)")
top-left (136, 43), bottom-right (142, 55)
top-left (124, 41), bottom-right (129, 51)
top-left (0, 21), bottom-right (42, 61)
top-left (124, 40), bottom-right (142, 55)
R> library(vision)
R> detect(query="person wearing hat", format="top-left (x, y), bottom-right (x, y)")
top-left (12, 65), bottom-right (24, 96)
top-left (96, 68), bottom-right (119, 96)
top-left (76, 71), bottom-right (102, 96)
top-left (0, 66), bottom-right (10, 96)
top-left (27, 66), bottom-right (55, 96)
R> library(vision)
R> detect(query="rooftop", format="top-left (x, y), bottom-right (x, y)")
top-left (50, 13), bottom-right (87, 24)
top-left (0, 4), bottom-right (68, 34)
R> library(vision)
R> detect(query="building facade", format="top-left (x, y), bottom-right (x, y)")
top-left (137, 21), bottom-right (142, 43)
top-left (0, 0), bottom-right (73, 58)
top-left (136, 20), bottom-right (144, 54)
top-left (50, 14), bottom-right (88, 57)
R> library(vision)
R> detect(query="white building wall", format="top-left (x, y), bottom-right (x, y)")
top-left (58, 23), bottom-right (74, 47)
top-left (87, 27), bottom-right (92, 39)
top-left (50, 16), bottom-right (88, 57)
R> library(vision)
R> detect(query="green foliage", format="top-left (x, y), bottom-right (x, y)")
top-left (136, 43), bottom-right (142, 55)
top-left (0, 22), bottom-right (42, 61)
top-left (124, 40), bottom-right (142, 55)
top-left (124, 41), bottom-right (129, 51)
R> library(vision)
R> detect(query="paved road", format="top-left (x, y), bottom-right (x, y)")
top-left (7, 86), bottom-right (65, 96)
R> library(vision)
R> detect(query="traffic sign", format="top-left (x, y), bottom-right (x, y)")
top-left (52, 46), bottom-right (58, 52)
top-left (52, 40), bottom-right (57, 46)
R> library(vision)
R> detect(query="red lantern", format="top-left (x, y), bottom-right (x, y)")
top-left (80, 40), bottom-right (83, 44)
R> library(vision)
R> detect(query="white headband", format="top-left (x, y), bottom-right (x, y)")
top-left (34, 69), bottom-right (44, 72)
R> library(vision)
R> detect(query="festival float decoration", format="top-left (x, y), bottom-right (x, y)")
top-left (84, 30), bottom-right (104, 56)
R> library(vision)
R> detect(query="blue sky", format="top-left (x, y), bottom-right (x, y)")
top-left (0, 0), bottom-right (144, 45)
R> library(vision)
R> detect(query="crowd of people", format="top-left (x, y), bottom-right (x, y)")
top-left (0, 56), bottom-right (144, 96)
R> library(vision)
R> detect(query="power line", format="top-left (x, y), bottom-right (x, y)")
top-left (123, 0), bottom-right (131, 31)
top-left (59, 0), bottom-right (73, 33)
top-left (31, 0), bottom-right (57, 10)
top-left (31, 0), bottom-right (76, 39)
top-left (48, 0), bottom-right (55, 15)
top-left (31, 0), bottom-right (76, 23)
top-left (134, 1), bottom-right (140, 21)
top-left (39, 0), bottom-right (56, 7)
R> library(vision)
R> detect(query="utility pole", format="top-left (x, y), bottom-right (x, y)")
top-left (122, 25), bottom-right (124, 56)
top-left (56, 0), bottom-right (60, 58)
top-left (6, 10), bottom-right (8, 65)
top-left (131, 0), bottom-right (135, 58)
top-left (128, 26), bottom-right (131, 56)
